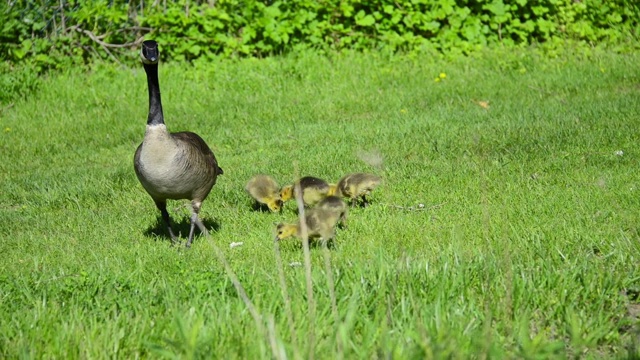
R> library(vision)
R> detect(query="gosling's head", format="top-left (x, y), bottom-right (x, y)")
top-left (279, 185), bottom-right (294, 202)
top-left (140, 40), bottom-right (159, 64)
top-left (267, 198), bottom-right (284, 212)
top-left (274, 223), bottom-right (298, 242)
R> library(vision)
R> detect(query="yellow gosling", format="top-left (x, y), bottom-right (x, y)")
top-left (245, 174), bottom-right (283, 212)
top-left (335, 173), bottom-right (382, 206)
top-left (274, 206), bottom-right (342, 245)
top-left (280, 176), bottom-right (331, 207)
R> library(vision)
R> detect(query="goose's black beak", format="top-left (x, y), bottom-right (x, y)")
top-left (145, 48), bottom-right (158, 62)
top-left (141, 40), bottom-right (160, 63)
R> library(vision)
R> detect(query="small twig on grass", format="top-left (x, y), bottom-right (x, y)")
top-left (527, 85), bottom-right (551, 94)
top-left (382, 202), bottom-right (446, 211)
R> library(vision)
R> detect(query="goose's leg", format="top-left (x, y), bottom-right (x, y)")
top-left (186, 201), bottom-right (208, 248)
top-left (361, 195), bottom-right (370, 207)
top-left (339, 211), bottom-right (348, 229)
top-left (193, 201), bottom-right (208, 234)
top-left (320, 228), bottom-right (335, 248)
top-left (155, 200), bottom-right (178, 244)
top-left (323, 234), bottom-right (336, 249)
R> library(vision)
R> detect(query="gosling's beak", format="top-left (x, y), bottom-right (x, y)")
top-left (273, 235), bottom-right (280, 242)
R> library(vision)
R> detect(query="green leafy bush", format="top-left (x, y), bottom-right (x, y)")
top-left (0, 61), bottom-right (41, 104)
top-left (0, 0), bottom-right (638, 75)
top-left (137, 0), bottom-right (640, 59)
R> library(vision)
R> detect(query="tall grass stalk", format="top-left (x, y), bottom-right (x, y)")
top-left (293, 170), bottom-right (316, 359)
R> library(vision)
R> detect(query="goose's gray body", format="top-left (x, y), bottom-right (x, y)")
top-left (134, 126), bottom-right (220, 202)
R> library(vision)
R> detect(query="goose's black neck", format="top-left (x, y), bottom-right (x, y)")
top-left (143, 63), bottom-right (164, 125)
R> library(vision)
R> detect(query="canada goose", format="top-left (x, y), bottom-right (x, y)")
top-left (133, 40), bottom-right (223, 247)
top-left (335, 173), bottom-right (381, 206)
top-left (280, 176), bottom-right (332, 207)
top-left (316, 195), bottom-right (348, 227)
top-left (245, 174), bottom-right (282, 212)
top-left (274, 206), bottom-right (343, 245)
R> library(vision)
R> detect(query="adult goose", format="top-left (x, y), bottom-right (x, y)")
top-left (134, 40), bottom-right (223, 247)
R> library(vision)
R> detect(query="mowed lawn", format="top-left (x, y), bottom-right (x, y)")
top-left (1, 49), bottom-right (639, 358)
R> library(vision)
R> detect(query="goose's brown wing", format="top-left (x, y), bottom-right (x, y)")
top-left (171, 131), bottom-right (224, 176)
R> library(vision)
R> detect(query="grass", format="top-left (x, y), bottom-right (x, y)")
top-left (1, 48), bottom-right (640, 358)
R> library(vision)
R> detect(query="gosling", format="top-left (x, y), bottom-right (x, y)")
top-left (334, 173), bottom-right (381, 207)
top-left (133, 40), bottom-right (223, 247)
top-left (316, 195), bottom-right (348, 228)
top-left (274, 206), bottom-right (344, 246)
top-left (280, 176), bottom-right (332, 207)
top-left (245, 174), bottom-right (283, 212)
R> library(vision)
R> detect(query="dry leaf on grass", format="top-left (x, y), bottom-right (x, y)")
top-left (473, 100), bottom-right (490, 109)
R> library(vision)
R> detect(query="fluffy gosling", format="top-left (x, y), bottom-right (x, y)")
top-left (334, 173), bottom-right (382, 206)
top-left (280, 176), bottom-right (332, 207)
top-left (245, 174), bottom-right (283, 212)
top-left (274, 206), bottom-right (343, 245)
top-left (316, 195), bottom-right (348, 227)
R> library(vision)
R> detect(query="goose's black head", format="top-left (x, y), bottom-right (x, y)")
top-left (141, 40), bottom-right (159, 64)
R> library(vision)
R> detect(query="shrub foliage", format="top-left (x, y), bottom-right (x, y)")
top-left (1, 0), bottom-right (639, 67)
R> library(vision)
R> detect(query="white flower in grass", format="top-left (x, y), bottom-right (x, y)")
top-left (614, 150), bottom-right (624, 156)
top-left (230, 242), bottom-right (244, 248)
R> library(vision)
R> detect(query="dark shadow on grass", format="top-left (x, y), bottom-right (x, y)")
top-left (277, 238), bottom-right (338, 251)
top-left (250, 201), bottom-right (275, 213)
top-left (143, 216), bottom-right (221, 244)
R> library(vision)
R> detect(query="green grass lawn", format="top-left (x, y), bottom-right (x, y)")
top-left (1, 48), bottom-right (639, 358)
